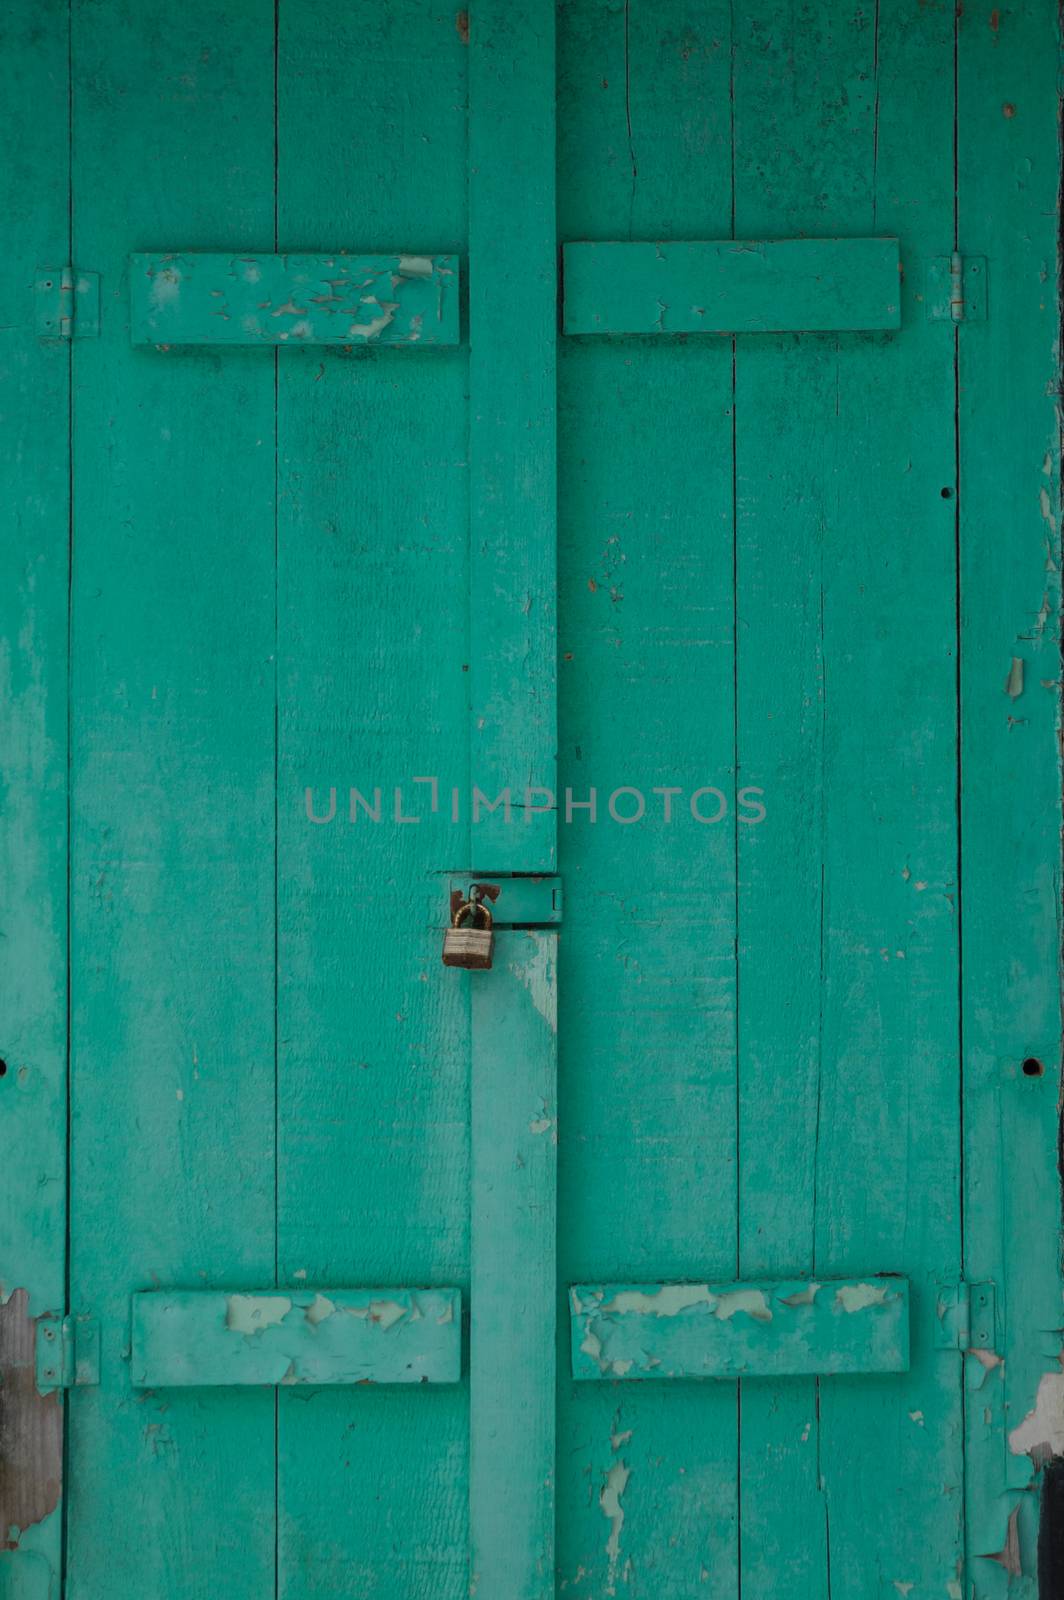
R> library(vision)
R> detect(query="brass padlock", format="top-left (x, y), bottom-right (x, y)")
top-left (442, 898), bottom-right (495, 970)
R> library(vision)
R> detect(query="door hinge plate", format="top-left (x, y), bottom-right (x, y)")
top-left (35, 1313), bottom-right (101, 1389)
top-left (35, 267), bottom-right (100, 339)
top-left (934, 1280), bottom-right (996, 1349)
top-left (925, 254), bottom-right (987, 323)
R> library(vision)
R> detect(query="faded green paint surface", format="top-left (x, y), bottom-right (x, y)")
top-left (0, 3), bottom-right (1060, 1599)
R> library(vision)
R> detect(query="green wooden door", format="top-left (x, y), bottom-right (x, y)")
top-left (2, 3), bottom-right (1062, 1598)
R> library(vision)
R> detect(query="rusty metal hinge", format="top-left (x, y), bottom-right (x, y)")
top-left (35, 266), bottom-right (100, 339)
top-left (934, 1280), bottom-right (997, 1350)
top-left (35, 1312), bottom-right (100, 1390)
top-left (925, 254), bottom-right (988, 323)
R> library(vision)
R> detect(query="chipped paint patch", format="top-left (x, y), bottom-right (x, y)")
top-left (780, 1282), bottom-right (821, 1307)
top-left (304, 1294), bottom-right (335, 1326)
top-left (1008, 1364), bottom-right (1064, 1463)
top-left (398, 254), bottom-right (434, 278)
top-left (348, 299), bottom-right (399, 340)
top-left (0, 1290), bottom-right (63, 1550)
top-left (580, 1327), bottom-right (604, 1365)
top-left (834, 1283), bottom-right (889, 1313)
top-left (601, 1285), bottom-right (716, 1317)
top-left (226, 1295), bottom-right (291, 1335)
top-left (510, 934), bottom-right (557, 1032)
top-left (366, 1299), bottom-right (407, 1330)
top-left (981, 1504), bottom-right (1022, 1575)
top-left (715, 1288), bottom-right (772, 1323)
top-left (1041, 484), bottom-right (1058, 534)
top-left (600, 1461), bottom-right (630, 1596)
top-left (1005, 656), bottom-right (1025, 698)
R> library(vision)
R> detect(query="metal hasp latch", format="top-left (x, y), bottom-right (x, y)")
top-left (446, 875), bottom-right (562, 928)
top-left (35, 266), bottom-right (100, 338)
top-left (925, 253), bottom-right (988, 323)
top-left (35, 1312), bottom-right (101, 1390)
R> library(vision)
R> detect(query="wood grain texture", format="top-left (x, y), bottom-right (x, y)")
top-left (65, 4), bottom-right (279, 1594)
top-left (274, 5), bottom-right (471, 1596)
top-left (958, 1), bottom-right (1063, 1590)
top-left (468, 7), bottom-right (559, 1593)
top-left (0, 5), bottom-right (69, 1594)
top-left (557, 3), bottom-right (740, 1593)
top-left (130, 252), bottom-right (460, 345)
top-left (570, 1279), bottom-right (911, 1379)
top-left (563, 238), bottom-right (902, 334)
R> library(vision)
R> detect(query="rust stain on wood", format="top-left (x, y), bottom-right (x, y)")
top-left (0, 1290), bottom-right (62, 1548)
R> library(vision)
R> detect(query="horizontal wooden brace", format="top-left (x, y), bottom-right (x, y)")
top-left (563, 238), bottom-right (901, 335)
top-left (570, 1277), bottom-right (910, 1379)
top-left (130, 253), bottom-right (460, 346)
top-left (131, 1288), bottom-right (461, 1387)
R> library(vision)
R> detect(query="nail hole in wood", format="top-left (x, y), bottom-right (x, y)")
top-left (1022, 1056), bottom-right (1045, 1078)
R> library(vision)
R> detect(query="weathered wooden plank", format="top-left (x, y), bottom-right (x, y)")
top-left (958, 1), bottom-right (1063, 1591)
top-left (556, 3), bottom-right (740, 1594)
top-left (0, 4), bottom-right (69, 1593)
top-left (467, 7), bottom-right (559, 1598)
top-left (570, 1279), bottom-right (910, 1380)
top-left (132, 1289), bottom-right (461, 1387)
top-left (65, 7), bottom-right (278, 1597)
top-left (470, 931), bottom-right (557, 1600)
top-left (274, 7), bottom-right (471, 1598)
top-left (563, 238), bottom-right (901, 335)
top-left (734, 4), bottom-right (963, 1597)
top-left (468, 0), bottom-right (557, 872)
top-left (130, 252), bottom-right (460, 346)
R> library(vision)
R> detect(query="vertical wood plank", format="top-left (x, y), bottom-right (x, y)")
top-left (958, 2), bottom-right (1063, 1591)
top-left (468, 6), bottom-right (558, 1594)
top-left (0, 5), bottom-right (69, 1594)
top-left (735, 2), bottom-right (963, 1595)
top-left (812, 6), bottom-right (964, 1596)
top-left (556, 4), bottom-right (740, 1594)
top-left (66, 5), bottom-right (278, 1594)
top-left (468, 0), bottom-right (557, 873)
top-left (275, 5), bottom-right (472, 1596)
top-left (470, 933), bottom-right (558, 1599)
